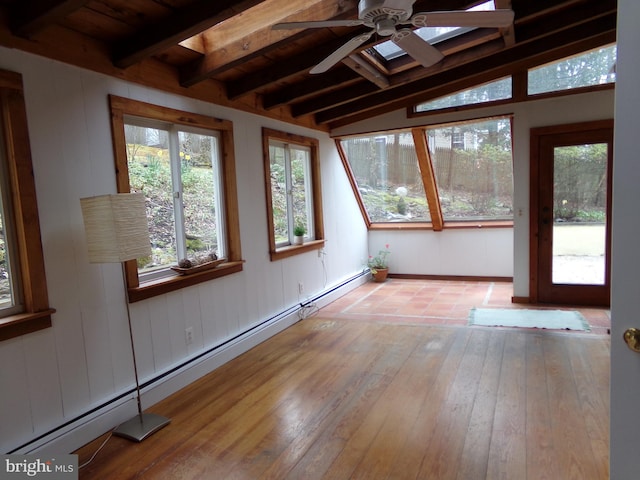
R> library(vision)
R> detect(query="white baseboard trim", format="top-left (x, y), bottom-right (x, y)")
top-left (16, 272), bottom-right (368, 455)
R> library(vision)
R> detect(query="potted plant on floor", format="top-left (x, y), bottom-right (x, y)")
top-left (367, 244), bottom-right (390, 282)
top-left (293, 224), bottom-right (306, 245)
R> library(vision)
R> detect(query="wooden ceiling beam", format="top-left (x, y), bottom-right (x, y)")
top-left (178, 0), bottom-right (358, 86)
top-left (112, 0), bottom-right (267, 69)
top-left (262, 67), bottom-right (360, 110)
top-left (10, 0), bottom-right (90, 37)
top-left (224, 27), bottom-right (376, 99)
top-left (342, 54), bottom-right (390, 88)
top-left (319, 14), bottom-right (616, 126)
top-left (292, 81), bottom-right (379, 117)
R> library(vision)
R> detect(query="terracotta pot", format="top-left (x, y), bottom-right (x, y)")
top-left (372, 268), bottom-right (389, 282)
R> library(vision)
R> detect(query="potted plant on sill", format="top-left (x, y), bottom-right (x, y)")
top-left (293, 224), bottom-right (306, 245)
top-left (367, 244), bottom-right (390, 282)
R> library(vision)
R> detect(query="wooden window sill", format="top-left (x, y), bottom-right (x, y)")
top-left (0, 309), bottom-right (56, 342)
top-left (128, 261), bottom-right (244, 303)
top-left (270, 239), bottom-right (325, 261)
top-left (368, 221), bottom-right (513, 230)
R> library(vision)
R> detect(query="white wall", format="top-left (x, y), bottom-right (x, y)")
top-left (335, 88), bottom-right (616, 294)
top-left (0, 47), bottom-right (368, 453)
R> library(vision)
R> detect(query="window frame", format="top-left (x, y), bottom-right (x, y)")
top-left (0, 69), bottom-right (55, 341)
top-left (336, 116), bottom-right (515, 231)
top-left (110, 95), bottom-right (243, 302)
top-left (262, 128), bottom-right (324, 261)
top-left (409, 42), bottom-right (616, 118)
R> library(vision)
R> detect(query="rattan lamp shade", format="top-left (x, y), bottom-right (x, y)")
top-left (80, 193), bottom-right (151, 263)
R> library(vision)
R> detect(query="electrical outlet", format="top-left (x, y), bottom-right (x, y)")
top-left (298, 282), bottom-right (304, 294)
top-left (185, 327), bottom-right (194, 345)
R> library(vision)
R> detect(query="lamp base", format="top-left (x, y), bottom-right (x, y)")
top-left (113, 413), bottom-right (171, 442)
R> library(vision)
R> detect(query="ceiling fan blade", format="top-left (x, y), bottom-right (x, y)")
top-left (411, 9), bottom-right (514, 28)
top-left (273, 19), bottom-right (364, 30)
top-left (391, 29), bottom-right (444, 68)
top-left (310, 31), bottom-right (374, 74)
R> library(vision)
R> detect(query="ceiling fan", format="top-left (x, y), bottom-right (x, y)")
top-left (273, 0), bottom-right (514, 74)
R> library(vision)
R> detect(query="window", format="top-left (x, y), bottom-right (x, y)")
top-left (414, 77), bottom-right (512, 113)
top-left (337, 116), bottom-right (514, 228)
top-left (262, 128), bottom-right (324, 260)
top-left (0, 69), bottom-right (55, 341)
top-left (339, 133), bottom-right (431, 223)
top-left (110, 96), bottom-right (243, 302)
top-left (412, 44), bottom-right (615, 118)
top-left (426, 117), bottom-right (514, 221)
top-left (124, 122), bottom-right (224, 280)
top-left (528, 44), bottom-right (616, 95)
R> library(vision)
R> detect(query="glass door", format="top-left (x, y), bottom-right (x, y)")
top-left (531, 121), bottom-right (612, 306)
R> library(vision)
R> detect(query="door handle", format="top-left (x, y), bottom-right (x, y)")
top-left (624, 328), bottom-right (640, 352)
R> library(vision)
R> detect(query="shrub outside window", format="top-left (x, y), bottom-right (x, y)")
top-left (262, 128), bottom-right (324, 260)
top-left (110, 96), bottom-right (243, 302)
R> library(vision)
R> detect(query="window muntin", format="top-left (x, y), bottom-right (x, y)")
top-left (339, 133), bottom-right (431, 223)
top-left (414, 77), bottom-right (512, 113)
top-left (268, 140), bottom-right (314, 246)
top-left (528, 44), bottom-right (616, 95)
top-left (125, 121), bottom-right (224, 280)
top-left (426, 117), bottom-right (514, 221)
top-left (110, 96), bottom-right (243, 302)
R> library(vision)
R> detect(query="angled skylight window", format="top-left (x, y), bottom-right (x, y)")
top-left (373, 0), bottom-right (496, 61)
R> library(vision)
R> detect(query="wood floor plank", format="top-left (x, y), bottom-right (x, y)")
top-left (386, 327), bottom-right (472, 479)
top-left (454, 330), bottom-right (505, 480)
top-left (486, 331), bottom-right (528, 480)
top-left (314, 325), bottom-right (431, 479)
top-left (544, 334), bottom-right (602, 480)
top-left (566, 338), bottom-right (610, 479)
top-left (415, 328), bottom-right (492, 479)
top-left (350, 327), bottom-right (458, 479)
top-left (525, 333), bottom-right (559, 479)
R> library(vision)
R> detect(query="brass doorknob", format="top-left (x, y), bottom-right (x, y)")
top-left (624, 328), bottom-right (640, 352)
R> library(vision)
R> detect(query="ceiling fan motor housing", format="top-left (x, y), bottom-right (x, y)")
top-left (359, 0), bottom-right (412, 24)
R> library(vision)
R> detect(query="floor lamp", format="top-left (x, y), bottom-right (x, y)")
top-left (80, 193), bottom-right (171, 442)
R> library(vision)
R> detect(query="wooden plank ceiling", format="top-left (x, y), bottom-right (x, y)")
top-left (0, 0), bottom-right (617, 131)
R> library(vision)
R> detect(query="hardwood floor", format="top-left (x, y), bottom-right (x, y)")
top-left (77, 280), bottom-right (610, 479)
